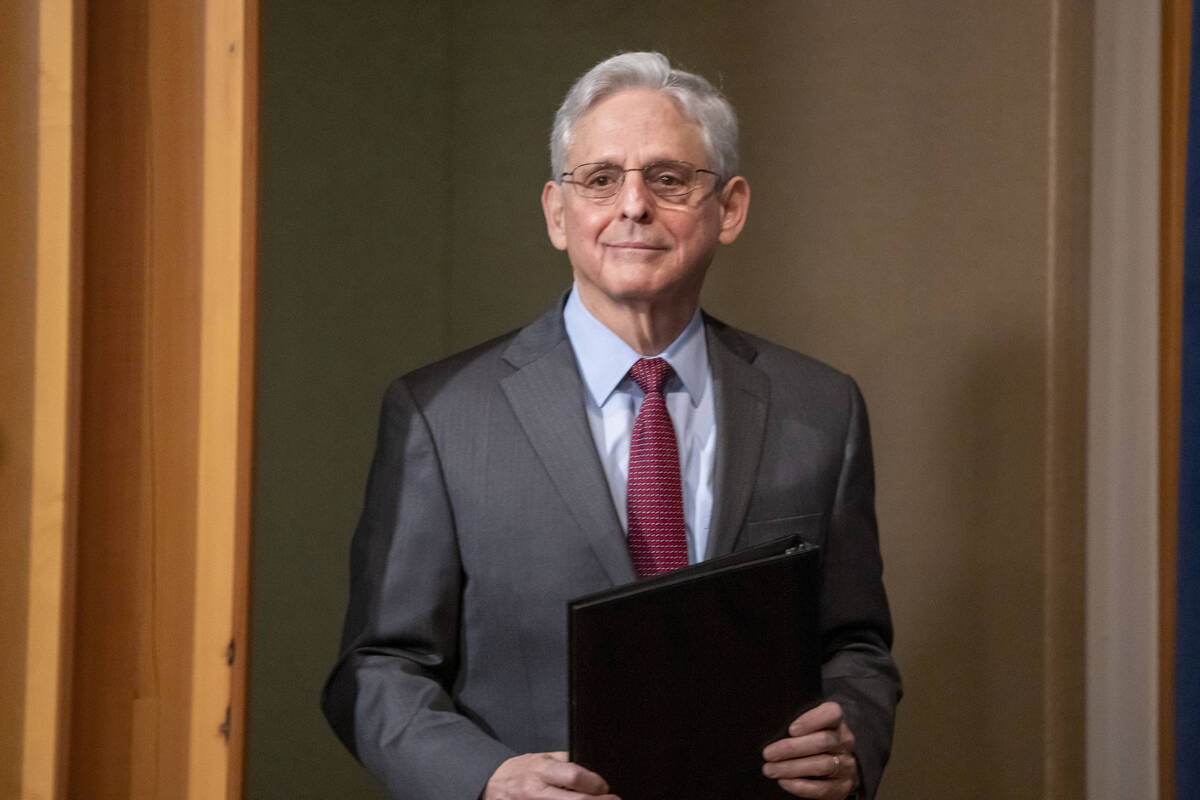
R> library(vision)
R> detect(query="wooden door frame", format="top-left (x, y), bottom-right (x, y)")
top-left (14, 0), bottom-right (257, 796)
top-left (1160, 2), bottom-right (1189, 797)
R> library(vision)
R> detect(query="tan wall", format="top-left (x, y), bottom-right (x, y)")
top-left (700, 6), bottom-right (1090, 798)
top-left (253, 2), bottom-right (1091, 797)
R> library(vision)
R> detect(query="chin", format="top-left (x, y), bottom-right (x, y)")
top-left (604, 281), bottom-right (694, 307)
top-left (576, 263), bottom-right (704, 309)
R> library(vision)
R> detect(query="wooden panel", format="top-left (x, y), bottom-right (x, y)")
top-left (227, 1), bottom-right (258, 795)
top-left (69, 0), bottom-right (204, 796)
top-left (0, 0), bottom-right (39, 795)
top-left (1160, 1), bottom-right (1190, 796)
top-left (66, 1), bottom-right (256, 796)
top-left (71, 3), bottom-right (152, 787)
top-left (23, 0), bottom-right (85, 798)
top-left (190, 0), bottom-right (255, 796)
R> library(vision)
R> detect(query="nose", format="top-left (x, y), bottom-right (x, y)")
top-left (617, 169), bottom-right (654, 221)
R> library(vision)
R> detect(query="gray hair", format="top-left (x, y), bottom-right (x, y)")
top-left (550, 51), bottom-right (739, 183)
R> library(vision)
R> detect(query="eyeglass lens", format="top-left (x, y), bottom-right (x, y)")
top-left (565, 161), bottom-right (714, 199)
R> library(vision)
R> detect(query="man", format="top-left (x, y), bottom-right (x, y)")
top-left (323, 52), bottom-right (900, 800)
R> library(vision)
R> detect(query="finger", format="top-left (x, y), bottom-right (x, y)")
top-left (762, 753), bottom-right (846, 781)
top-left (539, 789), bottom-right (620, 800)
top-left (776, 775), bottom-right (853, 799)
top-left (762, 728), bottom-right (843, 762)
top-left (527, 787), bottom-right (619, 800)
top-left (787, 701), bottom-right (844, 737)
top-left (539, 758), bottom-right (611, 795)
top-left (836, 721), bottom-right (856, 756)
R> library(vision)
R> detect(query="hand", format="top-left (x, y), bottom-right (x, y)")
top-left (762, 701), bottom-right (859, 799)
top-left (483, 752), bottom-right (620, 800)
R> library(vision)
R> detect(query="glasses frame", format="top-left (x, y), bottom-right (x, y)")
top-left (559, 160), bottom-right (722, 203)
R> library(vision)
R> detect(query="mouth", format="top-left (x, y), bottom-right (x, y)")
top-left (603, 241), bottom-right (668, 251)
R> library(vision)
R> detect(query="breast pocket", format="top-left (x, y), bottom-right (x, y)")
top-left (739, 512), bottom-right (827, 549)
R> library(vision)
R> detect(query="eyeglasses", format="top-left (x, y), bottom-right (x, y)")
top-left (560, 160), bottom-right (720, 202)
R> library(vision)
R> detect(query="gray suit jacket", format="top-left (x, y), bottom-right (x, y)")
top-left (322, 299), bottom-right (900, 799)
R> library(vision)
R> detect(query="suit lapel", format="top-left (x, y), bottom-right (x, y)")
top-left (704, 317), bottom-right (770, 559)
top-left (500, 304), bottom-right (635, 586)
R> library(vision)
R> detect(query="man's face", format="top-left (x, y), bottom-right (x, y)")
top-left (542, 89), bottom-right (749, 315)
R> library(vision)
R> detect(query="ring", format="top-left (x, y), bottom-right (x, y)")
top-left (829, 755), bottom-right (841, 777)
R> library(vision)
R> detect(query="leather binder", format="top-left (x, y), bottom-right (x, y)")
top-left (568, 535), bottom-right (823, 799)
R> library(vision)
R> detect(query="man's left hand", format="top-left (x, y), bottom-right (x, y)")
top-left (761, 701), bottom-right (858, 799)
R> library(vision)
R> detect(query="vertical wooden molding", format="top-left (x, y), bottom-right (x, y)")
top-left (66, 0), bottom-right (259, 795)
top-left (18, 0), bottom-right (255, 796)
top-left (0, 0), bottom-right (37, 794)
top-left (1088, 1), bottom-right (1162, 796)
top-left (1043, 1), bottom-right (1092, 797)
top-left (72, 0), bottom-right (204, 795)
top-left (227, 0), bottom-right (258, 795)
top-left (24, 0), bottom-right (84, 797)
top-left (1160, 2), bottom-right (1189, 797)
top-left (189, 0), bottom-right (255, 796)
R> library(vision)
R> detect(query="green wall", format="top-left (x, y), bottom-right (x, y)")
top-left (253, 3), bottom-right (1091, 798)
top-left (254, 4), bottom-right (449, 796)
top-left (252, 3), bottom-right (758, 796)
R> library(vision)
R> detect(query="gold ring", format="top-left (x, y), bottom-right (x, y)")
top-left (830, 755), bottom-right (841, 776)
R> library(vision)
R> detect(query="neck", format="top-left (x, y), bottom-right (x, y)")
top-left (575, 285), bottom-right (698, 356)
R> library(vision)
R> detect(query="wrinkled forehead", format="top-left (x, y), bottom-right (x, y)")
top-left (566, 89), bottom-right (707, 167)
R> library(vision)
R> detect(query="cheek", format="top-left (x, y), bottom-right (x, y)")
top-left (563, 203), bottom-right (607, 233)
top-left (679, 215), bottom-right (721, 249)
top-left (566, 226), bottom-right (600, 258)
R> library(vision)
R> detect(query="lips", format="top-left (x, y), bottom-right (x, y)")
top-left (603, 241), bottom-right (668, 250)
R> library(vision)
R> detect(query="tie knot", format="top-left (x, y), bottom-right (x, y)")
top-left (630, 357), bottom-right (674, 395)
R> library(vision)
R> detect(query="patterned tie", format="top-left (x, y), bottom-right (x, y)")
top-left (626, 357), bottom-right (688, 577)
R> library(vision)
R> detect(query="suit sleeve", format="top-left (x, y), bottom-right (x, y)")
top-left (821, 380), bottom-right (902, 799)
top-left (321, 379), bottom-right (515, 799)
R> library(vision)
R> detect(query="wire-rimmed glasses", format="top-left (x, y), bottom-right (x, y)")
top-left (560, 160), bottom-right (721, 203)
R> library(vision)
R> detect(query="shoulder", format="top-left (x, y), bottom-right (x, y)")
top-left (705, 315), bottom-right (873, 453)
top-left (378, 328), bottom-right (520, 421)
top-left (704, 314), bottom-right (861, 398)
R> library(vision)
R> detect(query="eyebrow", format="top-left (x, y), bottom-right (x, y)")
top-left (578, 158), bottom-right (689, 167)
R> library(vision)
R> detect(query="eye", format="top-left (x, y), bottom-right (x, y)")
top-left (645, 162), bottom-right (692, 191)
top-left (581, 165), bottom-right (621, 188)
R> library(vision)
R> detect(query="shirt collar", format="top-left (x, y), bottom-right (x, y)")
top-left (563, 285), bottom-right (709, 409)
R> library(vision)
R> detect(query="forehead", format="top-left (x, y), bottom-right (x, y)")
top-left (568, 89), bottom-right (707, 165)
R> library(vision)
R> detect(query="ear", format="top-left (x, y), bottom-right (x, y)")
top-left (541, 180), bottom-right (568, 251)
top-left (716, 176), bottom-right (750, 245)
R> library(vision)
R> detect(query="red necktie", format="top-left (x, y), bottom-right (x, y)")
top-left (626, 357), bottom-right (688, 577)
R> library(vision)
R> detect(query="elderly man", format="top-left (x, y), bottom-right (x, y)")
top-left (323, 52), bottom-right (900, 800)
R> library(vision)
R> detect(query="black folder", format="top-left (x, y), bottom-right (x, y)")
top-left (568, 535), bottom-right (823, 800)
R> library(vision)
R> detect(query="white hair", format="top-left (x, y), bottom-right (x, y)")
top-left (550, 51), bottom-right (739, 184)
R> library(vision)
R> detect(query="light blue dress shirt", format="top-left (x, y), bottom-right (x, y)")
top-left (563, 287), bottom-right (716, 563)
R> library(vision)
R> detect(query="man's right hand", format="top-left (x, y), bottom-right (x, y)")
top-left (483, 752), bottom-right (620, 800)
